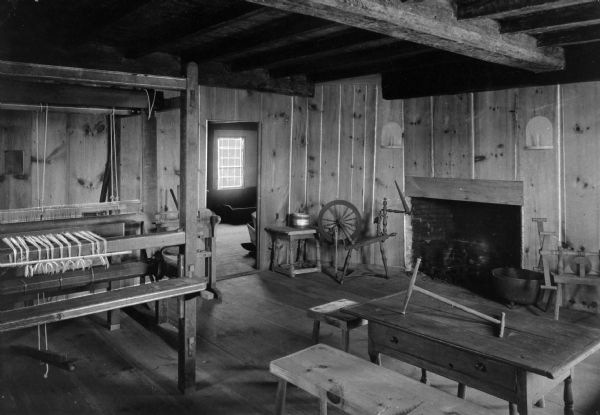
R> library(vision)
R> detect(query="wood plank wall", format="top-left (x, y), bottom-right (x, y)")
top-left (4, 80), bottom-right (598, 311)
top-left (403, 83), bottom-right (600, 313)
top-left (153, 85), bottom-right (404, 272)
top-left (0, 110), bottom-right (109, 209)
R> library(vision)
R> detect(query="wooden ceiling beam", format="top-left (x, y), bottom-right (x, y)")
top-left (0, 60), bottom-right (186, 90)
top-left (198, 19), bottom-right (347, 62)
top-left (196, 63), bottom-right (314, 96)
top-left (270, 43), bottom-right (434, 78)
top-left (536, 24), bottom-right (600, 46)
top-left (230, 30), bottom-right (393, 71)
top-left (500, 4), bottom-right (600, 35)
top-left (129, 7), bottom-right (287, 58)
top-left (456, 0), bottom-right (595, 20)
top-left (246, 0), bottom-right (564, 72)
top-left (0, 79), bottom-right (157, 109)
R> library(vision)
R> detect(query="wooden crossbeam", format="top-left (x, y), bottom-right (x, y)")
top-left (537, 24), bottom-right (600, 47)
top-left (0, 60), bottom-right (186, 91)
top-left (0, 277), bottom-right (205, 332)
top-left (499, 3), bottom-right (600, 35)
top-left (246, 0), bottom-right (565, 72)
top-left (131, 8), bottom-right (288, 58)
top-left (456, 0), bottom-right (595, 20)
top-left (270, 42), bottom-right (432, 78)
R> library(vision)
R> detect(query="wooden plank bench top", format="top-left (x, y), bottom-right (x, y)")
top-left (0, 277), bottom-right (206, 332)
top-left (270, 344), bottom-right (489, 415)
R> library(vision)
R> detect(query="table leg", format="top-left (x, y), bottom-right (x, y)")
top-left (319, 398), bottom-right (328, 415)
top-left (368, 350), bottom-right (380, 365)
top-left (516, 369), bottom-right (532, 415)
top-left (288, 237), bottom-right (295, 278)
top-left (509, 403), bottom-right (516, 415)
top-left (341, 328), bottom-right (350, 352)
top-left (457, 383), bottom-right (466, 399)
top-left (315, 237), bottom-right (322, 270)
top-left (420, 369), bottom-right (428, 384)
top-left (269, 234), bottom-right (276, 271)
top-left (564, 373), bottom-right (574, 415)
top-left (275, 379), bottom-right (287, 415)
top-left (312, 320), bottom-right (320, 344)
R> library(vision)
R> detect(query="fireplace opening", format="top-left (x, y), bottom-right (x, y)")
top-left (411, 197), bottom-right (521, 296)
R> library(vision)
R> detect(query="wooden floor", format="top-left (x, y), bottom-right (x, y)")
top-left (1, 268), bottom-right (599, 415)
top-left (214, 223), bottom-right (256, 278)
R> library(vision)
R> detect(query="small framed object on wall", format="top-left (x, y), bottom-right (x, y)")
top-left (525, 116), bottom-right (553, 149)
top-left (380, 121), bottom-right (403, 148)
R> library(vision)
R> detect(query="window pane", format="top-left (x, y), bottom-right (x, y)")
top-left (217, 137), bottom-right (245, 189)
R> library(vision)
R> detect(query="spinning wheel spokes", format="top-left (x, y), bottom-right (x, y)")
top-left (317, 200), bottom-right (362, 243)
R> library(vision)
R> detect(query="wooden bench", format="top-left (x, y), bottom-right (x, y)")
top-left (307, 299), bottom-right (366, 352)
top-left (270, 344), bottom-right (489, 415)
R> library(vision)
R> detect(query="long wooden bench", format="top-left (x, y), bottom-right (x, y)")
top-left (270, 344), bottom-right (489, 415)
top-left (0, 277), bottom-right (205, 332)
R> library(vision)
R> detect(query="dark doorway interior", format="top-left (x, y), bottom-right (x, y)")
top-left (207, 122), bottom-right (259, 277)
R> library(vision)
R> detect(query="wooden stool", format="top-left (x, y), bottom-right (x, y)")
top-left (266, 226), bottom-right (321, 278)
top-left (307, 299), bottom-right (366, 352)
top-left (270, 344), bottom-right (489, 415)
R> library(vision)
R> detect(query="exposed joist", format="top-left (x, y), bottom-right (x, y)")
top-left (246, 0), bottom-right (564, 72)
top-left (197, 18), bottom-right (347, 63)
top-left (536, 24), bottom-right (600, 46)
top-left (130, 8), bottom-right (287, 58)
top-left (270, 42), bottom-right (434, 78)
top-left (456, 0), bottom-right (596, 20)
top-left (0, 60), bottom-right (186, 90)
top-left (230, 30), bottom-right (392, 71)
top-left (197, 63), bottom-right (314, 97)
top-left (0, 79), bottom-right (157, 109)
top-left (500, 3), bottom-right (600, 35)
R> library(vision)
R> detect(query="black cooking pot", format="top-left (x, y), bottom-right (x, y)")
top-left (491, 267), bottom-right (543, 305)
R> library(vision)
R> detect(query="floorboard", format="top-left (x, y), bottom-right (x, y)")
top-left (1, 267), bottom-right (599, 415)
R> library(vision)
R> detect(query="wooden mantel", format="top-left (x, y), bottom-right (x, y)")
top-left (405, 176), bottom-right (524, 206)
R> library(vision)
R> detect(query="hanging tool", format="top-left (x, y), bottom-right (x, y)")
top-left (401, 258), bottom-right (506, 338)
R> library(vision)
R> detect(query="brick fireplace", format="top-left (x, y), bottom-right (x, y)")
top-left (406, 177), bottom-right (523, 296)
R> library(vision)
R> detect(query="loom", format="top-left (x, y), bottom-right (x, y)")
top-left (0, 61), bottom-right (212, 393)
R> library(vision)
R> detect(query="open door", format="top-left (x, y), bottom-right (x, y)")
top-left (207, 122), bottom-right (259, 277)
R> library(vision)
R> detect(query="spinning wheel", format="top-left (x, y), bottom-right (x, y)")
top-left (317, 200), bottom-right (362, 243)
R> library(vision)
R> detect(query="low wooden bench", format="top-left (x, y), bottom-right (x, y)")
top-left (270, 344), bottom-right (489, 415)
top-left (307, 299), bottom-right (367, 352)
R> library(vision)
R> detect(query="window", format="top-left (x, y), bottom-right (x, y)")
top-left (217, 137), bottom-right (244, 189)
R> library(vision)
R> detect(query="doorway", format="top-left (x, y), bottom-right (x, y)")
top-left (207, 122), bottom-right (259, 278)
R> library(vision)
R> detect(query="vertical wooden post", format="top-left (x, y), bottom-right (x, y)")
top-left (178, 61), bottom-right (199, 393)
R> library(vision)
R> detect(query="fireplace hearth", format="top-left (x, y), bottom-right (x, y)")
top-left (411, 197), bottom-right (521, 295)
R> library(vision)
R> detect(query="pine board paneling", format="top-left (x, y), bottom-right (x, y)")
top-left (118, 116), bottom-right (142, 201)
top-left (319, 85), bottom-right (341, 267)
top-left (432, 94), bottom-right (472, 179)
top-left (257, 93), bottom-right (291, 270)
top-left (290, 96), bottom-right (308, 214)
top-left (305, 86), bottom-right (323, 220)
top-left (67, 114), bottom-right (107, 204)
top-left (156, 110), bottom-right (180, 213)
top-left (361, 85), bottom-right (377, 264)
top-left (351, 85), bottom-right (367, 214)
top-left (474, 90), bottom-right (517, 181)
top-left (562, 83), bottom-right (600, 253)
top-left (236, 90), bottom-right (261, 122)
top-left (0, 110), bottom-right (33, 209)
top-left (374, 96), bottom-right (404, 268)
top-left (404, 97), bottom-right (432, 177)
top-left (338, 84), bottom-right (354, 202)
top-left (517, 86), bottom-right (559, 270)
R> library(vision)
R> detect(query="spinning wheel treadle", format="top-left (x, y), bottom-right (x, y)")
top-left (317, 200), bottom-right (362, 243)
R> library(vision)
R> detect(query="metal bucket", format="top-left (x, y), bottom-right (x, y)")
top-left (289, 212), bottom-right (310, 228)
top-left (491, 267), bottom-right (543, 305)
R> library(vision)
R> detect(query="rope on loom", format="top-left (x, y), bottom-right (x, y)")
top-left (145, 89), bottom-right (157, 120)
top-left (109, 109), bottom-right (119, 202)
top-left (40, 104), bottom-right (48, 211)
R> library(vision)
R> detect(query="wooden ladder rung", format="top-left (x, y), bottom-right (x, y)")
top-left (0, 277), bottom-right (206, 333)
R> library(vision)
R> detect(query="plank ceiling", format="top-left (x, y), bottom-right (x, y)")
top-left (1, 0), bottom-right (600, 97)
